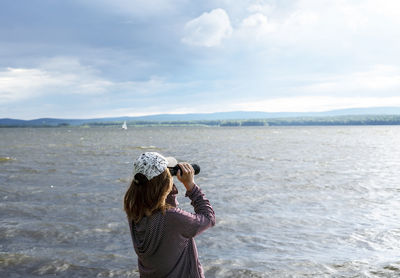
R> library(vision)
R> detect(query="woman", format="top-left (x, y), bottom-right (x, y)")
top-left (124, 152), bottom-right (215, 278)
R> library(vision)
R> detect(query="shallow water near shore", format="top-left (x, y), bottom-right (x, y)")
top-left (1, 126), bottom-right (400, 277)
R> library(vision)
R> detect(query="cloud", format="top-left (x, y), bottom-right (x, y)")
top-left (182, 8), bottom-right (232, 47)
top-left (232, 6), bottom-right (321, 49)
top-left (199, 0), bottom-right (399, 54)
top-left (236, 13), bottom-right (276, 42)
top-left (299, 65), bottom-right (400, 95)
top-left (0, 58), bottom-right (114, 104)
top-left (0, 57), bottom-right (180, 105)
top-left (0, 68), bottom-right (55, 103)
top-left (247, 3), bottom-right (274, 15)
top-left (230, 96), bottom-right (400, 113)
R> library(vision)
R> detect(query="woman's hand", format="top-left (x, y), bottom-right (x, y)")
top-left (176, 163), bottom-right (195, 192)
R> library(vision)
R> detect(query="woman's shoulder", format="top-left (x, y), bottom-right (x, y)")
top-left (165, 207), bottom-right (195, 221)
top-left (166, 207), bottom-right (185, 215)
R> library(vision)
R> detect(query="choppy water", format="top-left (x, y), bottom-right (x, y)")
top-left (1, 126), bottom-right (400, 277)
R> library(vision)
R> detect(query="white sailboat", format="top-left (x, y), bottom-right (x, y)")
top-left (122, 121), bottom-right (127, 130)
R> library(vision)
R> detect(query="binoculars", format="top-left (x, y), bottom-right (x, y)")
top-left (168, 164), bottom-right (200, 176)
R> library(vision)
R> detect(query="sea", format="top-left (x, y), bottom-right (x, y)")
top-left (1, 126), bottom-right (400, 278)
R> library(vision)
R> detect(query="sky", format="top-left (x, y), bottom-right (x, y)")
top-left (1, 0), bottom-right (400, 119)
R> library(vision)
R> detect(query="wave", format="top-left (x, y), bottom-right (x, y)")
top-left (0, 253), bottom-right (139, 278)
top-left (0, 156), bottom-right (15, 163)
top-left (133, 146), bottom-right (161, 150)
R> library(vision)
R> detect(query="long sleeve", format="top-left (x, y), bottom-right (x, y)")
top-left (167, 184), bottom-right (215, 239)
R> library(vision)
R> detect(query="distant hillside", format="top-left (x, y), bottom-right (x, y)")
top-left (1, 107), bottom-right (400, 127)
top-left (127, 107), bottom-right (400, 121)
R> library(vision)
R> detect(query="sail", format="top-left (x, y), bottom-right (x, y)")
top-left (122, 121), bottom-right (127, 130)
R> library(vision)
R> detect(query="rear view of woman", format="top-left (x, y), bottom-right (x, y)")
top-left (124, 152), bottom-right (215, 277)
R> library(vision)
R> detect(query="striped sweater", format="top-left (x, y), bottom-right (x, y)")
top-left (128, 184), bottom-right (216, 278)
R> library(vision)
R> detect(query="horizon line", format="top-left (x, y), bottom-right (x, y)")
top-left (3, 106), bottom-right (400, 121)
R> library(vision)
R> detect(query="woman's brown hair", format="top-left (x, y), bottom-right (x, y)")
top-left (124, 169), bottom-right (172, 223)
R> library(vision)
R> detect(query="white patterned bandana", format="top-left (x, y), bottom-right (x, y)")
top-left (133, 152), bottom-right (177, 180)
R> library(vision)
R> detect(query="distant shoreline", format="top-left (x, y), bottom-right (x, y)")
top-left (2, 115), bottom-right (400, 127)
